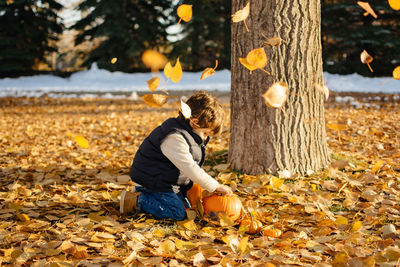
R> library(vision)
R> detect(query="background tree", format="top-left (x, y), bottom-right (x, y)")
top-left (170, 0), bottom-right (231, 71)
top-left (71, 0), bottom-right (174, 72)
top-left (0, 0), bottom-right (63, 77)
top-left (229, 0), bottom-right (330, 175)
top-left (322, 0), bottom-right (400, 76)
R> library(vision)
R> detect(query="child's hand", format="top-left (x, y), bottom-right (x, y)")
top-left (215, 184), bottom-right (233, 195)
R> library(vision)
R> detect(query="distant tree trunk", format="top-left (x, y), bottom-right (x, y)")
top-left (229, 0), bottom-right (330, 175)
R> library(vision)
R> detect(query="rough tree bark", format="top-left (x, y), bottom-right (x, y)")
top-left (229, 0), bottom-right (330, 175)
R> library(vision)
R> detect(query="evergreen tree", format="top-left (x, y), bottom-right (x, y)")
top-left (71, 0), bottom-right (174, 72)
top-left (170, 0), bottom-right (231, 71)
top-left (322, 0), bottom-right (400, 76)
top-left (0, 0), bottom-right (63, 77)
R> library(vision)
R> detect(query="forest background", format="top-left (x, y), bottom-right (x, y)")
top-left (1, 0), bottom-right (399, 78)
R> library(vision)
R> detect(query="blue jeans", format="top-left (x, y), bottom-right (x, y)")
top-left (135, 186), bottom-right (190, 221)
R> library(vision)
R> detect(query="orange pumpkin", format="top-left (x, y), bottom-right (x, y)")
top-left (202, 194), bottom-right (243, 221)
top-left (262, 228), bottom-right (282, 238)
top-left (187, 183), bottom-right (203, 208)
top-left (240, 217), bottom-right (263, 234)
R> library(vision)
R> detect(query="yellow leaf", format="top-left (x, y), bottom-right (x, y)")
top-left (262, 82), bottom-right (289, 108)
top-left (239, 57), bottom-right (257, 73)
top-left (352, 220), bottom-right (362, 231)
top-left (238, 236), bottom-right (249, 255)
top-left (171, 58), bottom-right (183, 83)
top-left (326, 123), bottom-right (347, 131)
top-left (153, 229), bottom-right (165, 238)
top-left (311, 183), bottom-right (317, 191)
top-left (393, 66), bottom-right (400, 79)
top-left (110, 57), bottom-right (117, 64)
top-left (147, 77), bottom-right (160, 92)
top-left (389, 0), bottom-right (400, 10)
top-left (371, 160), bottom-right (384, 173)
top-left (246, 48), bottom-right (267, 69)
top-left (177, 4), bottom-right (192, 23)
top-left (164, 62), bottom-right (173, 79)
top-left (270, 176), bottom-right (284, 189)
top-left (104, 151), bottom-right (111, 157)
top-left (335, 216), bottom-right (348, 225)
top-left (142, 50), bottom-right (168, 71)
top-left (164, 58), bottom-right (183, 83)
top-left (332, 252), bottom-right (349, 265)
top-left (200, 60), bottom-right (218, 80)
top-left (73, 135), bottom-right (89, 149)
top-left (360, 50), bottom-right (374, 72)
top-left (357, 1), bottom-right (378, 18)
top-left (159, 240), bottom-right (175, 254)
top-left (183, 220), bottom-right (197, 231)
top-left (142, 94), bottom-right (167, 108)
top-left (17, 213), bottom-right (30, 222)
top-left (232, 2), bottom-right (250, 32)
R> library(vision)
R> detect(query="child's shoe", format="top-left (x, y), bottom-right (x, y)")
top-left (120, 190), bottom-right (140, 215)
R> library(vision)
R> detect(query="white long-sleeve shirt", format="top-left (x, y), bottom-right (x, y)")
top-left (160, 132), bottom-right (219, 193)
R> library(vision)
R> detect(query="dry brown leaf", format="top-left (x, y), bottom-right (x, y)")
top-left (360, 50), bottom-right (374, 72)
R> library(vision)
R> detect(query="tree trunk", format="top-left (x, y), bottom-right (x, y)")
top-left (229, 0), bottom-right (330, 176)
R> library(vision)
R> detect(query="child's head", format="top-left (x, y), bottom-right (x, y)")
top-left (179, 91), bottom-right (224, 136)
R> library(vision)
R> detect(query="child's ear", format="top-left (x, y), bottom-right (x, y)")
top-left (189, 118), bottom-right (199, 128)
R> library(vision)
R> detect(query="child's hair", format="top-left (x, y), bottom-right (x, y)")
top-left (179, 91), bottom-right (224, 135)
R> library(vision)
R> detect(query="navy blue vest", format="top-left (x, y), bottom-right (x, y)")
top-left (130, 117), bottom-right (208, 192)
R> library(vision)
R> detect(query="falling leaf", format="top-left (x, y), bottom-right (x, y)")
top-left (142, 50), bottom-right (168, 71)
top-left (357, 1), bottom-right (378, 18)
top-left (393, 66), bottom-right (400, 80)
top-left (164, 58), bottom-right (183, 83)
top-left (232, 2), bottom-right (250, 32)
top-left (180, 99), bottom-right (191, 119)
top-left (262, 82), bottom-right (288, 108)
top-left (315, 84), bottom-right (330, 101)
top-left (238, 57), bottom-right (258, 74)
top-left (110, 57), bottom-right (117, 64)
top-left (177, 4), bottom-right (192, 24)
top-left (200, 60), bottom-right (218, 80)
top-left (146, 77), bottom-right (160, 92)
top-left (388, 0), bottom-right (400, 10)
top-left (142, 94), bottom-right (167, 107)
top-left (264, 37), bottom-right (285, 47)
top-left (246, 48), bottom-right (267, 69)
top-left (73, 135), bottom-right (89, 149)
top-left (360, 50), bottom-right (374, 72)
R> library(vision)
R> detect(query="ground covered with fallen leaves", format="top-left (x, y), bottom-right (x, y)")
top-left (0, 93), bottom-right (399, 266)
